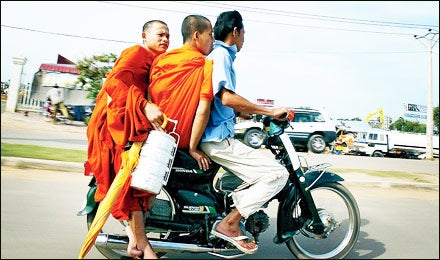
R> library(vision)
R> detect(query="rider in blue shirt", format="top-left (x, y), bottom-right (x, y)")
top-left (200, 10), bottom-right (289, 255)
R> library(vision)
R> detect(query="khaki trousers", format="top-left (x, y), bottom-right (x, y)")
top-left (200, 138), bottom-right (289, 219)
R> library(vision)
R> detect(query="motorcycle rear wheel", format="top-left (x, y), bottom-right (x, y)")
top-left (286, 182), bottom-right (360, 259)
top-left (86, 188), bottom-right (175, 259)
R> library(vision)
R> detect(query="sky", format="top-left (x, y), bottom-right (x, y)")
top-left (1, 1), bottom-right (439, 122)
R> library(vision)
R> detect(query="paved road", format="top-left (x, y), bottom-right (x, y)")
top-left (1, 166), bottom-right (438, 259)
top-left (1, 107), bottom-right (87, 150)
top-left (1, 106), bottom-right (439, 259)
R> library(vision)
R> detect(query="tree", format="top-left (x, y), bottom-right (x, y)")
top-left (75, 53), bottom-right (118, 101)
top-left (390, 117), bottom-right (425, 133)
top-left (388, 106), bottom-right (439, 134)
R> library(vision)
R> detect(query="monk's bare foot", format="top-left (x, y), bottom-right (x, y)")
top-left (136, 239), bottom-right (157, 259)
top-left (126, 226), bottom-right (143, 258)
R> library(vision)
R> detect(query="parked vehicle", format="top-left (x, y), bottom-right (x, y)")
top-left (234, 108), bottom-right (337, 153)
top-left (234, 116), bottom-right (267, 149)
top-left (78, 110), bottom-right (360, 259)
top-left (351, 129), bottom-right (439, 159)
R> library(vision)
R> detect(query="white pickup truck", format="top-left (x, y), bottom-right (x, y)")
top-left (351, 129), bottom-right (439, 159)
top-left (234, 108), bottom-right (337, 153)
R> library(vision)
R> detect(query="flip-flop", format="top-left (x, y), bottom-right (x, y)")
top-left (211, 220), bottom-right (258, 254)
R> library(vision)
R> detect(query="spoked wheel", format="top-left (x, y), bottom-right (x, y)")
top-left (307, 134), bottom-right (326, 154)
top-left (86, 188), bottom-right (175, 259)
top-left (286, 182), bottom-right (360, 259)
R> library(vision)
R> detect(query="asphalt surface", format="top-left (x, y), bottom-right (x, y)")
top-left (1, 110), bottom-right (439, 191)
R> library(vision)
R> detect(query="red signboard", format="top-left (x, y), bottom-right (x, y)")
top-left (256, 98), bottom-right (274, 107)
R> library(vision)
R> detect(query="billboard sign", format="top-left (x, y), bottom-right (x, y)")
top-left (256, 98), bottom-right (274, 107)
top-left (403, 103), bottom-right (427, 121)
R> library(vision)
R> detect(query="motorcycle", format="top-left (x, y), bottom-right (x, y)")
top-left (78, 110), bottom-right (361, 259)
top-left (43, 101), bottom-right (93, 125)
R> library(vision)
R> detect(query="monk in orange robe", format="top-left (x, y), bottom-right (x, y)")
top-left (86, 20), bottom-right (169, 259)
top-left (148, 14), bottom-right (214, 171)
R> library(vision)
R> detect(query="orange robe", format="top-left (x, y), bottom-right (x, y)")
top-left (148, 45), bottom-right (213, 148)
top-left (86, 45), bottom-right (154, 220)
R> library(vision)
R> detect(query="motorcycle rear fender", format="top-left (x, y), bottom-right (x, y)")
top-left (273, 170), bottom-right (344, 244)
top-left (77, 184), bottom-right (97, 216)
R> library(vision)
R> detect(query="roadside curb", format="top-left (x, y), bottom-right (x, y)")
top-left (1, 156), bottom-right (84, 173)
top-left (2, 156), bottom-right (438, 191)
top-left (343, 178), bottom-right (439, 191)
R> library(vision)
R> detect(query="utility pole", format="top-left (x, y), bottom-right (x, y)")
top-left (414, 29), bottom-right (439, 160)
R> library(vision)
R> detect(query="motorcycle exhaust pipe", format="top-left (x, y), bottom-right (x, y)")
top-left (95, 233), bottom-right (237, 253)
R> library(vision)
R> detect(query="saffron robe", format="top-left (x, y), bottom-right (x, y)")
top-left (148, 45), bottom-right (213, 148)
top-left (86, 45), bottom-right (154, 220)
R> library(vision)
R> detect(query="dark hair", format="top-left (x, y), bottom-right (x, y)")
top-left (181, 15), bottom-right (211, 43)
top-left (213, 10), bottom-right (243, 41)
top-left (142, 20), bottom-right (168, 32)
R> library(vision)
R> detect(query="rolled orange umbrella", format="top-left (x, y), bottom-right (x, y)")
top-left (78, 141), bottom-right (143, 259)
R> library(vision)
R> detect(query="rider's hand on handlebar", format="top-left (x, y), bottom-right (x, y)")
top-left (271, 107), bottom-right (290, 121)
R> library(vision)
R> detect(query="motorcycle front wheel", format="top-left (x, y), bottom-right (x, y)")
top-left (286, 182), bottom-right (360, 259)
top-left (86, 188), bottom-right (175, 259)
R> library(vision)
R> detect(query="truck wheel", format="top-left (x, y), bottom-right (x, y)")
top-left (307, 134), bottom-right (326, 154)
top-left (243, 128), bottom-right (266, 149)
top-left (371, 151), bottom-right (384, 157)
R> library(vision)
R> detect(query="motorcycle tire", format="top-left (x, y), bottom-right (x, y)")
top-left (86, 188), bottom-right (175, 259)
top-left (286, 182), bottom-right (360, 259)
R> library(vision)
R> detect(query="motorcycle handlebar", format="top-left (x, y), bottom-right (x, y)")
top-left (262, 109), bottom-right (294, 136)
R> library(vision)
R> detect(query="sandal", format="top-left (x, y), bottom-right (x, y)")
top-left (211, 220), bottom-right (258, 254)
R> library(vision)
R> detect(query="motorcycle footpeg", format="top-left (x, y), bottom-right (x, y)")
top-left (210, 235), bottom-right (230, 248)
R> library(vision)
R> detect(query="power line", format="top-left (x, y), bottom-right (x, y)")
top-left (180, 1), bottom-right (438, 30)
top-left (2, 1), bottom-right (439, 50)
top-left (1, 24), bottom-right (137, 44)
top-left (103, 1), bottom-right (438, 30)
top-left (99, 1), bottom-right (437, 36)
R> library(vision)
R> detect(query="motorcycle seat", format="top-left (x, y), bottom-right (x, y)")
top-left (168, 149), bottom-right (220, 184)
top-left (214, 171), bottom-right (246, 193)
